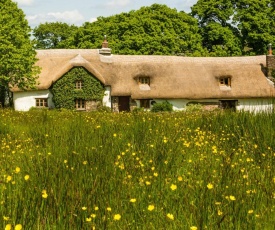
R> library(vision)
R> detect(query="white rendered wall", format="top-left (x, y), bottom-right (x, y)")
top-left (103, 86), bottom-right (111, 108)
top-left (237, 99), bottom-right (273, 113)
top-left (138, 98), bottom-right (274, 112)
top-left (13, 90), bottom-right (54, 111)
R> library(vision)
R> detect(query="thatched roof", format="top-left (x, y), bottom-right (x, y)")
top-left (14, 49), bottom-right (275, 99)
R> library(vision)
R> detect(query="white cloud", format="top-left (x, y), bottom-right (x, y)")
top-left (106, 0), bottom-right (130, 7)
top-left (26, 10), bottom-right (85, 27)
top-left (13, 0), bottom-right (34, 6)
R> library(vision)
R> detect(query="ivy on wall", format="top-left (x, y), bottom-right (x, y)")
top-left (51, 67), bottom-right (105, 109)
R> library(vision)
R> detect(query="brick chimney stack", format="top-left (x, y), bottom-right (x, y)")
top-left (266, 43), bottom-right (275, 79)
top-left (99, 35), bottom-right (111, 56)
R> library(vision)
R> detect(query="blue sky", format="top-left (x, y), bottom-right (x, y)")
top-left (13, 0), bottom-right (198, 27)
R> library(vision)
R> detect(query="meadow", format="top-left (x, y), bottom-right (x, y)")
top-left (0, 109), bottom-right (275, 230)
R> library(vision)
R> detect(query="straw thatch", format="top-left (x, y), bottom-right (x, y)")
top-left (14, 49), bottom-right (275, 99)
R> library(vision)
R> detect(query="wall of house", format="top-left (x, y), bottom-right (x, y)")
top-left (14, 87), bottom-right (112, 111)
top-left (13, 90), bottom-right (54, 111)
top-left (138, 98), bottom-right (273, 112)
top-left (237, 98), bottom-right (274, 112)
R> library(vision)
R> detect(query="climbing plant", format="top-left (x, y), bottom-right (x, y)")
top-left (51, 67), bottom-right (105, 110)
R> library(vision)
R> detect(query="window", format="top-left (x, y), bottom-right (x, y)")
top-left (139, 77), bottom-right (150, 85)
top-left (75, 99), bottom-right (86, 110)
top-left (36, 98), bottom-right (48, 107)
top-left (219, 77), bottom-right (231, 87)
top-left (75, 80), bottom-right (83, 89)
top-left (140, 99), bottom-right (150, 109)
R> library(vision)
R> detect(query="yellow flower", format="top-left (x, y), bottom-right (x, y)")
top-left (106, 207), bottom-right (112, 211)
top-left (24, 175), bottom-right (30, 181)
top-left (6, 176), bottom-right (12, 182)
top-left (113, 214), bottom-right (121, 220)
top-left (148, 205), bottom-right (155, 211)
top-left (218, 210), bottom-right (223, 216)
top-left (82, 207), bottom-right (87, 210)
top-left (130, 198), bottom-right (136, 203)
top-left (3, 216), bottom-right (9, 220)
top-left (86, 217), bottom-right (92, 222)
top-left (178, 176), bottom-right (183, 181)
top-left (190, 226), bottom-right (198, 230)
top-left (153, 172), bottom-right (158, 177)
top-left (15, 224), bottom-right (22, 230)
top-left (42, 190), bottom-right (48, 199)
top-left (94, 206), bottom-right (99, 211)
top-left (5, 224), bottom-right (12, 230)
top-left (248, 210), bottom-right (254, 214)
top-left (229, 195), bottom-right (236, 201)
top-left (167, 213), bottom-right (174, 220)
top-left (170, 184), bottom-right (177, 191)
top-left (91, 214), bottom-right (96, 218)
top-left (83, 161), bottom-right (87, 165)
top-left (15, 167), bottom-right (21, 173)
top-left (113, 133), bottom-right (117, 137)
top-left (207, 183), bottom-right (214, 189)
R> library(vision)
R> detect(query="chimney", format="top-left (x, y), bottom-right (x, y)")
top-left (266, 43), bottom-right (275, 79)
top-left (99, 35), bottom-right (112, 56)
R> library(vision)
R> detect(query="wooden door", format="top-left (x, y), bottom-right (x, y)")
top-left (118, 96), bottom-right (130, 112)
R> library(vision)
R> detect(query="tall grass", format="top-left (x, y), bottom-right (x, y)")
top-left (0, 109), bottom-right (275, 229)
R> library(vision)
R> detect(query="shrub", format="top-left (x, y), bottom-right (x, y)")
top-left (151, 100), bottom-right (173, 112)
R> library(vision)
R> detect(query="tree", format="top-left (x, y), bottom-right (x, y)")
top-left (0, 0), bottom-right (40, 106)
top-left (33, 22), bottom-right (78, 49)
top-left (191, 0), bottom-right (242, 56)
top-left (69, 4), bottom-right (205, 56)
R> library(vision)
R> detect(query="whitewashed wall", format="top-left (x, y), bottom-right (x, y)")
top-left (237, 98), bottom-right (273, 113)
top-left (103, 86), bottom-right (111, 108)
top-left (14, 87), bottom-right (112, 111)
top-left (13, 90), bottom-right (54, 111)
top-left (139, 98), bottom-right (274, 112)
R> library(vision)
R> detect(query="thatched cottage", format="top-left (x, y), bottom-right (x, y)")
top-left (13, 39), bottom-right (275, 112)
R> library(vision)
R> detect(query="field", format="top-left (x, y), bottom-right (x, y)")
top-left (1, 109), bottom-right (275, 229)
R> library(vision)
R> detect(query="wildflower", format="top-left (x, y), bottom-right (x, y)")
top-left (86, 217), bottom-right (92, 222)
top-left (6, 176), bottom-right (12, 182)
top-left (15, 224), bottom-right (22, 230)
top-left (42, 190), bottom-right (48, 199)
top-left (190, 226), bottom-right (198, 230)
top-left (82, 207), bottom-right (87, 210)
top-left (83, 161), bottom-right (87, 165)
top-left (148, 205), bottom-right (155, 211)
top-left (248, 210), bottom-right (254, 214)
top-left (229, 195), bottom-right (236, 201)
top-left (113, 133), bottom-right (117, 137)
top-left (207, 183), bottom-right (214, 189)
top-left (91, 214), bottom-right (96, 218)
top-left (24, 175), bottom-right (30, 181)
top-left (5, 224), bottom-right (12, 230)
top-left (170, 184), bottom-right (177, 191)
top-left (107, 207), bottom-right (112, 211)
top-left (167, 213), bottom-right (174, 220)
top-left (153, 172), bottom-right (158, 177)
top-left (64, 160), bottom-right (68, 164)
top-left (145, 181), bottom-right (151, 185)
top-left (113, 214), bottom-right (121, 220)
top-left (94, 206), bottom-right (99, 211)
top-left (15, 167), bottom-right (20, 173)
top-left (218, 210), bottom-right (223, 216)
top-left (178, 176), bottom-right (183, 181)
top-left (130, 198), bottom-right (136, 203)
top-left (3, 216), bottom-right (9, 220)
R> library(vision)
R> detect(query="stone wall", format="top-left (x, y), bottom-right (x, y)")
top-left (266, 55), bottom-right (275, 78)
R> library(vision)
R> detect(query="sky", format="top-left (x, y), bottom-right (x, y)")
top-left (13, 0), bottom-right (198, 28)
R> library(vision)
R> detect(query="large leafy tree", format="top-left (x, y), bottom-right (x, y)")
top-left (69, 4), bottom-right (205, 56)
top-left (33, 22), bottom-right (78, 49)
top-left (191, 0), bottom-right (242, 56)
top-left (0, 0), bottom-right (40, 106)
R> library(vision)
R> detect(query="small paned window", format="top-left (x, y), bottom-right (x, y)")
top-left (75, 99), bottom-right (86, 110)
top-left (219, 77), bottom-right (231, 87)
top-left (139, 77), bottom-right (150, 85)
top-left (75, 80), bottom-right (83, 89)
top-left (36, 98), bottom-right (48, 107)
top-left (140, 99), bottom-right (150, 108)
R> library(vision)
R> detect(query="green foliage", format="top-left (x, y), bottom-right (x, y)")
top-left (51, 67), bottom-right (105, 110)
top-left (185, 103), bottom-right (203, 112)
top-left (69, 4), bottom-right (205, 56)
top-left (0, 0), bottom-right (40, 94)
top-left (151, 100), bottom-right (173, 112)
top-left (33, 22), bottom-right (78, 49)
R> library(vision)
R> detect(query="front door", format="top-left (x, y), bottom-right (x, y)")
top-left (118, 96), bottom-right (130, 112)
